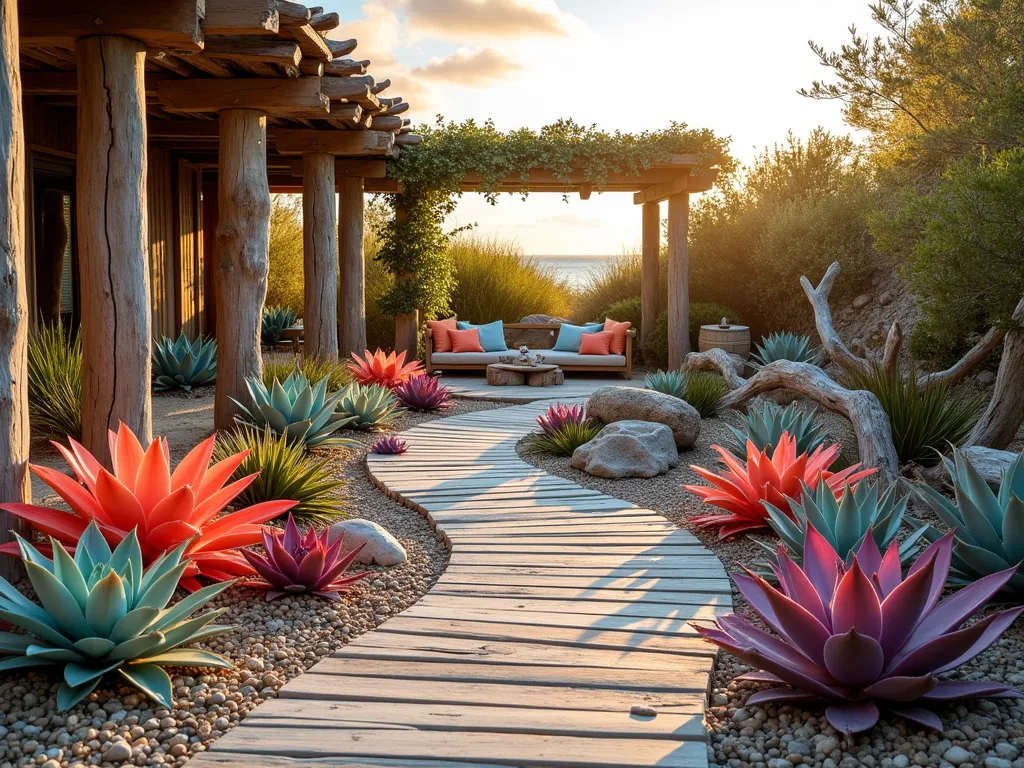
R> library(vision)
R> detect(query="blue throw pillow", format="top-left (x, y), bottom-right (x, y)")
top-left (455, 320), bottom-right (507, 352)
top-left (553, 322), bottom-right (604, 352)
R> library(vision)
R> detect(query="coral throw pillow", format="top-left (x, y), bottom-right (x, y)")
top-left (450, 328), bottom-right (484, 353)
top-left (579, 330), bottom-right (613, 355)
top-left (603, 318), bottom-right (631, 355)
top-left (427, 317), bottom-right (458, 353)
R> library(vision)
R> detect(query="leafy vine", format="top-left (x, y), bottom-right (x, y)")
top-left (374, 118), bottom-right (733, 318)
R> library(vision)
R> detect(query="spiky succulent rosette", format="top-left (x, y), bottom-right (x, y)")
top-left (394, 375), bottom-right (451, 412)
top-left (348, 348), bottom-right (424, 389)
top-left (537, 403), bottom-right (586, 435)
top-left (0, 522), bottom-right (234, 710)
top-left (242, 515), bottom-right (367, 601)
top-left (685, 432), bottom-right (876, 538)
top-left (694, 527), bottom-right (1024, 735)
top-left (0, 423), bottom-right (297, 590)
top-left (370, 435), bottom-right (408, 455)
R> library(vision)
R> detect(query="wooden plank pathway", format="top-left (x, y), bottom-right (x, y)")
top-left (189, 401), bottom-right (731, 768)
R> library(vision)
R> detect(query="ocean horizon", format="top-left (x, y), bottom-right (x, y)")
top-left (529, 254), bottom-right (620, 291)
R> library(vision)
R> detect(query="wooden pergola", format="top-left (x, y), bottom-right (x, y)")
top-left (0, 0), bottom-right (418, 573)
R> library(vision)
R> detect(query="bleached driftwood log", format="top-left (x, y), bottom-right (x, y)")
top-left (967, 295), bottom-right (1024, 450)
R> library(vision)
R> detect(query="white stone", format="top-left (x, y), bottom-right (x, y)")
top-left (586, 386), bottom-right (701, 449)
top-left (328, 519), bottom-right (408, 566)
top-left (571, 420), bottom-right (679, 479)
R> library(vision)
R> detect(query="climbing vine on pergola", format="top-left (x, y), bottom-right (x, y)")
top-left (375, 118), bottom-right (734, 321)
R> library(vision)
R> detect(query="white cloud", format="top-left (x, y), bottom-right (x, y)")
top-left (414, 47), bottom-right (523, 87)
top-left (405, 0), bottom-right (571, 39)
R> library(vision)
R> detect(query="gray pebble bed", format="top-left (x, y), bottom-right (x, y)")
top-left (519, 401), bottom-right (1024, 768)
top-left (0, 392), bottom-right (503, 768)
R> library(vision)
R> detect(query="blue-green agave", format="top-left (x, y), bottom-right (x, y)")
top-left (0, 523), bottom-right (234, 711)
top-left (232, 372), bottom-right (357, 449)
top-left (755, 479), bottom-right (929, 571)
top-left (645, 369), bottom-right (686, 399)
top-left (751, 331), bottom-right (818, 367)
top-left (725, 401), bottom-right (829, 459)
top-left (152, 332), bottom-right (217, 392)
top-left (261, 305), bottom-right (297, 346)
top-left (337, 383), bottom-right (403, 430)
top-left (910, 448), bottom-right (1024, 595)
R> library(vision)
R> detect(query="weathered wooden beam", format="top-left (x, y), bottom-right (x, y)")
top-left (339, 176), bottom-right (366, 357)
top-left (77, 36), bottom-right (152, 462)
top-left (385, 101), bottom-right (409, 116)
top-left (395, 133), bottom-right (422, 147)
top-left (158, 76), bottom-right (328, 116)
top-left (277, 0), bottom-right (311, 26)
top-left (303, 153), bottom-right (339, 361)
top-left (300, 59), bottom-right (324, 76)
top-left (309, 12), bottom-right (340, 32)
top-left (22, 69), bottom-right (166, 96)
top-left (319, 77), bottom-right (371, 101)
top-left (370, 77), bottom-right (390, 94)
top-left (326, 38), bottom-right (357, 58)
top-left (325, 58), bottom-right (368, 76)
top-left (19, 0), bottom-right (204, 52)
top-left (202, 36), bottom-right (301, 70)
top-left (215, 109), bottom-right (270, 431)
top-left (337, 158), bottom-right (386, 178)
top-left (632, 172), bottom-right (718, 204)
top-left (286, 24), bottom-right (332, 61)
top-left (641, 201), bottom-right (660, 352)
top-left (276, 128), bottom-right (394, 156)
top-left (370, 114), bottom-right (403, 132)
top-left (666, 192), bottom-right (690, 369)
top-left (148, 118), bottom-right (221, 138)
top-left (201, 0), bottom-right (279, 35)
top-left (0, 0), bottom-right (30, 579)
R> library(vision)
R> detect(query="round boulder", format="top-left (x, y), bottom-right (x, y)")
top-left (327, 519), bottom-right (407, 566)
top-left (586, 386), bottom-right (700, 449)
top-left (571, 420), bottom-right (679, 479)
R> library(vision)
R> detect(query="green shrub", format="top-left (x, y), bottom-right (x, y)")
top-left (27, 319), bottom-right (82, 441)
top-left (843, 363), bottom-right (984, 466)
top-left (265, 195), bottom-right (304, 311)
top-left (214, 427), bottom-right (345, 526)
top-left (263, 356), bottom-right (353, 393)
top-left (599, 296), bottom-right (642, 330)
top-left (641, 303), bottom-right (740, 368)
top-left (573, 252), bottom-right (649, 325)
top-left (682, 372), bottom-right (729, 417)
top-left (447, 234), bottom-right (572, 323)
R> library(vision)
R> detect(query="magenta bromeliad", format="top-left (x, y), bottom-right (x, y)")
top-left (536, 403), bottom-right (586, 435)
top-left (693, 525), bottom-right (1023, 735)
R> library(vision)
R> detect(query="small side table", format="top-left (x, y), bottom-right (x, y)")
top-left (486, 363), bottom-right (564, 387)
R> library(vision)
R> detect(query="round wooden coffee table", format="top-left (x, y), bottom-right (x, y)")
top-left (486, 363), bottom-right (564, 387)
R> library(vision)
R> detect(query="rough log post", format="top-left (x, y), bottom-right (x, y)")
top-left (0, 0), bottom-right (30, 579)
top-left (640, 201), bottom-right (659, 355)
top-left (666, 192), bottom-right (690, 369)
top-left (302, 153), bottom-right (338, 360)
top-left (967, 295), bottom-right (1024, 449)
top-left (37, 189), bottom-right (68, 325)
top-left (77, 36), bottom-right (152, 463)
top-left (338, 175), bottom-right (366, 357)
top-left (215, 109), bottom-right (270, 431)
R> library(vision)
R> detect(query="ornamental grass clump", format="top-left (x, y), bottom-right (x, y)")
top-left (262, 356), bottom-right (352, 393)
top-left (694, 527), bottom-right (1024, 735)
top-left (0, 423), bottom-right (297, 590)
top-left (523, 403), bottom-right (600, 456)
top-left (261, 305), bottom-right (296, 347)
top-left (371, 435), bottom-right (408, 455)
top-left (0, 522), bottom-right (234, 710)
top-left (910, 448), bottom-right (1024, 596)
top-left (27, 319), bottom-right (82, 441)
top-left (394, 374), bottom-right (451, 412)
top-left (843, 362), bottom-right (982, 466)
top-left (685, 432), bottom-right (876, 538)
top-left (233, 372), bottom-right (357, 449)
top-left (337, 383), bottom-right (403, 430)
top-left (682, 372), bottom-right (730, 417)
top-left (242, 514), bottom-right (367, 601)
top-left (214, 427), bottom-right (345, 527)
top-left (751, 331), bottom-right (818, 367)
top-left (152, 332), bottom-right (217, 392)
top-left (756, 479), bottom-right (929, 571)
top-left (348, 348), bottom-right (424, 389)
top-left (725, 401), bottom-right (829, 459)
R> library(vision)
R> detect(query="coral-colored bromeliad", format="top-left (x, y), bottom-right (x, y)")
top-left (0, 423), bottom-right (297, 590)
top-left (348, 348), bottom-right (424, 389)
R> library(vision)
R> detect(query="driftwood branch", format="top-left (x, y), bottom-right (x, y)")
top-left (918, 325), bottom-right (1007, 389)
top-left (966, 295), bottom-right (1024, 449)
top-left (920, 445), bottom-right (1018, 488)
top-left (881, 321), bottom-right (903, 376)
top-left (800, 262), bottom-right (870, 377)
top-left (683, 347), bottom-right (746, 389)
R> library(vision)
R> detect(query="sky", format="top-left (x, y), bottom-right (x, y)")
top-left (322, 0), bottom-right (878, 255)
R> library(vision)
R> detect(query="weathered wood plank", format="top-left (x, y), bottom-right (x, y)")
top-left (414, 595), bottom-right (729, 620)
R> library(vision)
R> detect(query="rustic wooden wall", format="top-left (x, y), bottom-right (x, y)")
top-left (147, 147), bottom-right (177, 340)
top-left (175, 158), bottom-right (204, 338)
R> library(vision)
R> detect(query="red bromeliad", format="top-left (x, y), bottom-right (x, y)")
top-left (694, 527), bottom-right (1023, 735)
top-left (348, 348), bottom-right (424, 389)
top-left (394, 374), bottom-right (451, 411)
top-left (536, 403), bottom-right (586, 436)
top-left (0, 423), bottom-right (297, 590)
top-left (685, 432), bottom-right (876, 538)
top-left (242, 514), bottom-right (367, 601)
